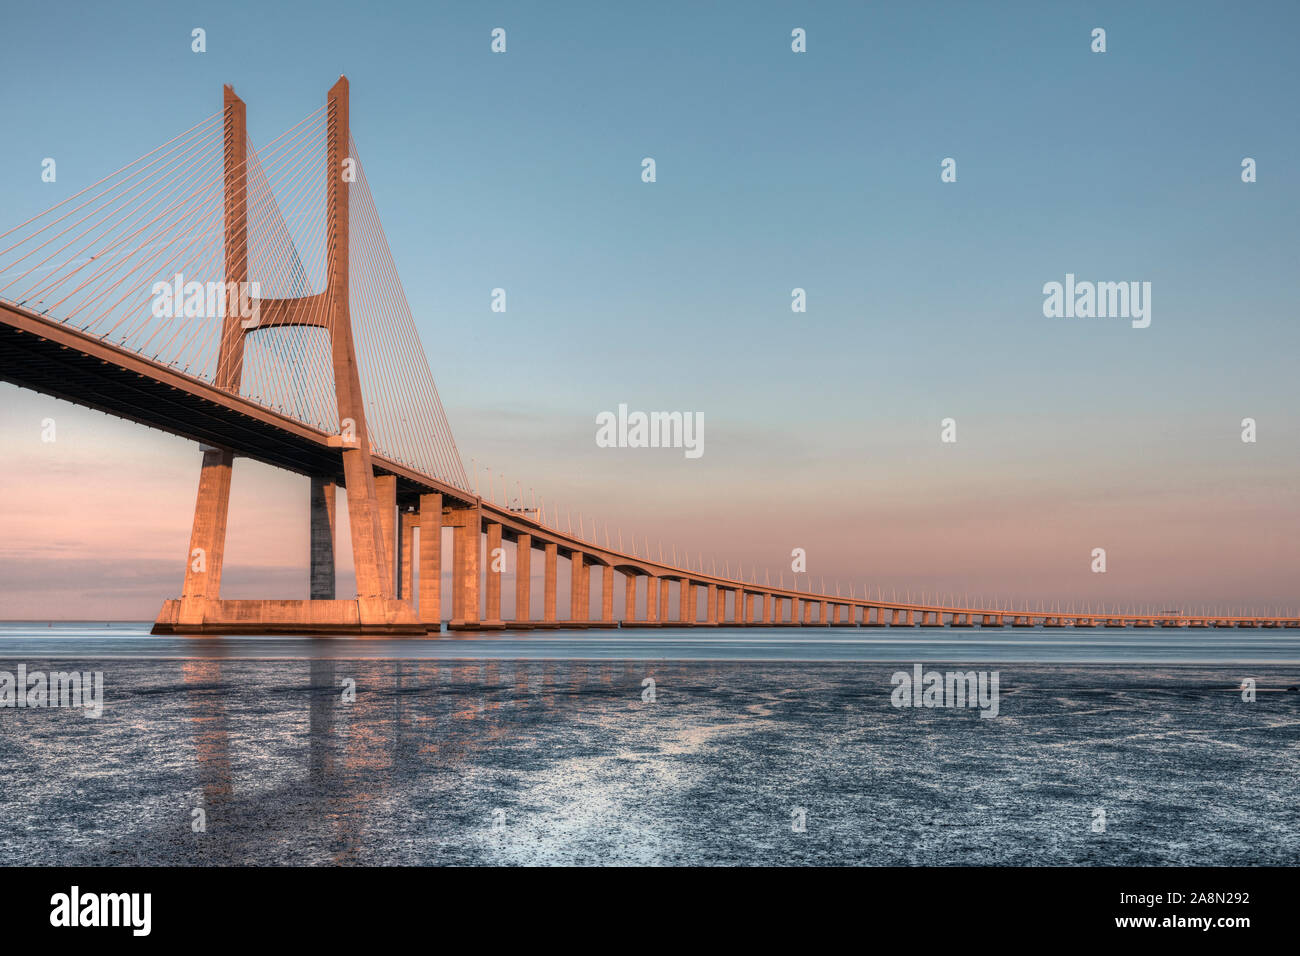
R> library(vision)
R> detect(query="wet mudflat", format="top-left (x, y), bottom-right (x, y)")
top-left (0, 658), bottom-right (1296, 865)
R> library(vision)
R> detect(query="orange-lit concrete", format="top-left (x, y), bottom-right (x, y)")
top-left (515, 533), bottom-right (532, 625)
top-left (398, 509), bottom-right (415, 600)
top-left (543, 542), bottom-right (557, 622)
top-left (602, 566), bottom-right (614, 622)
top-left (485, 521), bottom-right (502, 623)
top-left (418, 493), bottom-right (442, 628)
top-left (448, 502), bottom-right (481, 627)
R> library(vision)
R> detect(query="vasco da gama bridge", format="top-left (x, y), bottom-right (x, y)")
top-left (1, 79), bottom-right (1294, 635)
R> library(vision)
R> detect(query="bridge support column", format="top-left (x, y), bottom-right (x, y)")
top-left (646, 577), bottom-right (659, 623)
top-left (735, 587), bottom-right (746, 625)
top-left (177, 447), bottom-right (235, 625)
top-left (418, 493), bottom-right (442, 629)
top-left (602, 565), bottom-right (614, 622)
top-left (659, 579), bottom-right (670, 623)
top-left (398, 509), bottom-right (415, 600)
top-left (625, 573), bottom-right (637, 623)
top-left (543, 542), bottom-right (557, 621)
top-left (484, 521), bottom-right (502, 623)
top-left (764, 594), bottom-right (773, 624)
top-left (820, 600), bottom-right (829, 626)
top-left (581, 561), bottom-right (592, 622)
top-left (706, 584), bottom-right (717, 624)
top-left (679, 578), bottom-right (690, 623)
top-left (447, 502), bottom-right (480, 627)
top-left (515, 533), bottom-right (531, 623)
top-left (374, 476), bottom-right (397, 592)
top-left (570, 550), bottom-right (586, 622)
top-left (309, 477), bottom-right (336, 600)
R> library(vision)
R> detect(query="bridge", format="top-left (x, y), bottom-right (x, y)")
top-left (2, 79), bottom-right (1295, 635)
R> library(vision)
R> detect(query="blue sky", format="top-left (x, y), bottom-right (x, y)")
top-left (1, 0), bottom-right (1298, 615)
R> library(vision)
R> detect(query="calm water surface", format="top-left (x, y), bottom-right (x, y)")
top-left (3, 621), bottom-right (1299, 662)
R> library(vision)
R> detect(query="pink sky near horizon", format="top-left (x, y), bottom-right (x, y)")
top-left (1, 383), bottom-right (1296, 621)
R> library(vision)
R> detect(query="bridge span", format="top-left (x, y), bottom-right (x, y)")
top-left (1, 79), bottom-right (1294, 635)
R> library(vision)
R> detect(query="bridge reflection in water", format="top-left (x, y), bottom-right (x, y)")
top-left (1, 652), bottom-right (1289, 866)
top-left (169, 656), bottom-right (675, 865)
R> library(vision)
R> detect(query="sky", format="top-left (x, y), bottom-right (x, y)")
top-left (1, 0), bottom-right (1298, 618)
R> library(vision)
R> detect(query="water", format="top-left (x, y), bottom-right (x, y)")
top-left (1, 622), bottom-right (1297, 865)
top-left (3, 621), bottom-right (1299, 662)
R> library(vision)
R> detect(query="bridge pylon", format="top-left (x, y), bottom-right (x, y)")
top-left (153, 78), bottom-right (423, 635)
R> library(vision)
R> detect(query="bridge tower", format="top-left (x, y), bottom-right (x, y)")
top-left (154, 78), bottom-right (422, 634)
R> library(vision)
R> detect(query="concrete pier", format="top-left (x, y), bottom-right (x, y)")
top-left (570, 551), bottom-right (586, 622)
top-left (544, 542), bottom-right (557, 622)
top-left (418, 494), bottom-right (442, 628)
top-left (309, 477), bottom-right (336, 600)
top-left (602, 565), bottom-right (615, 622)
top-left (177, 447), bottom-right (235, 626)
top-left (398, 509), bottom-right (416, 600)
top-left (447, 502), bottom-right (480, 627)
top-left (484, 521), bottom-right (502, 623)
top-left (515, 533), bottom-right (531, 624)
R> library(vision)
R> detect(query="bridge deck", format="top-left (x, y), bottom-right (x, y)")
top-left (5, 300), bottom-right (1295, 633)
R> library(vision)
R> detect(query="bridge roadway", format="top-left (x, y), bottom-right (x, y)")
top-left (4, 299), bottom-right (1297, 633)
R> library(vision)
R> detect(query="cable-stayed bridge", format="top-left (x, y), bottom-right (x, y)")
top-left (1, 79), bottom-right (1294, 634)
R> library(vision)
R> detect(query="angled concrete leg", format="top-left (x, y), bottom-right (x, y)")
top-left (177, 446), bottom-right (234, 625)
